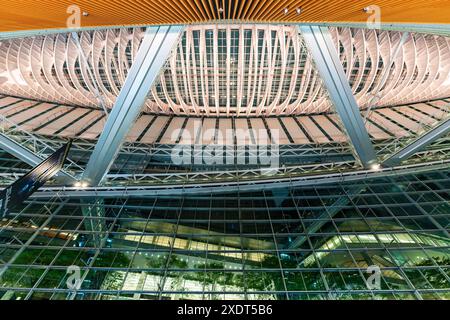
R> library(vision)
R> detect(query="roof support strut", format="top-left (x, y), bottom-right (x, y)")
top-left (383, 118), bottom-right (450, 166)
top-left (82, 25), bottom-right (184, 186)
top-left (0, 133), bottom-right (75, 183)
top-left (299, 25), bottom-right (377, 168)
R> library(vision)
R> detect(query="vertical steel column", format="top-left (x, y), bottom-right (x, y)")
top-left (82, 25), bottom-right (184, 186)
top-left (299, 25), bottom-right (377, 168)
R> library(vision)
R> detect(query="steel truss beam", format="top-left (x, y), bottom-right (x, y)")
top-left (0, 116), bottom-right (76, 182)
top-left (0, 133), bottom-right (48, 168)
top-left (30, 160), bottom-right (450, 199)
top-left (299, 25), bottom-right (377, 168)
top-left (383, 118), bottom-right (450, 167)
top-left (82, 25), bottom-right (184, 186)
top-left (1, 138), bottom-right (449, 187)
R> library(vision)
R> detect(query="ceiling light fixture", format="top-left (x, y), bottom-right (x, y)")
top-left (370, 163), bottom-right (381, 171)
top-left (74, 181), bottom-right (89, 189)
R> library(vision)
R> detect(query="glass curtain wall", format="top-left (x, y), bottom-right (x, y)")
top-left (0, 169), bottom-right (449, 300)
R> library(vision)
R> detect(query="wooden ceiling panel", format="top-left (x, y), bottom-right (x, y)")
top-left (1, 0), bottom-right (450, 33)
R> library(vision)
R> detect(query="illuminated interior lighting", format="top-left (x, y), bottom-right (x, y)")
top-left (371, 163), bottom-right (381, 171)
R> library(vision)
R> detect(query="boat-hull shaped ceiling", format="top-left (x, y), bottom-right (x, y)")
top-left (1, 25), bottom-right (450, 117)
